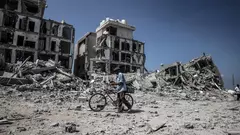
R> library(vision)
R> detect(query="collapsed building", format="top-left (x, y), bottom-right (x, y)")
top-left (74, 18), bottom-right (146, 78)
top-left (0, 0), bottom-right (75, 70)
top-left (129, 55), bottom-right (225, 99)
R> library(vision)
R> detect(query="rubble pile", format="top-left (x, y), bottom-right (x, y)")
top-left (0, 57), bottom-right (86, 91)
top-left (131, 55), bottom-right (230, 100)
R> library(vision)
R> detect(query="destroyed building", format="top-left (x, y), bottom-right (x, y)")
top-left (74, 18), bottom-right (145, 78)
top-left (0, 0), bottom-right (75, 70)
top-left (132, 55), bottom-right (224, 93)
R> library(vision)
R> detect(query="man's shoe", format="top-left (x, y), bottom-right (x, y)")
top-left (127, 108), bottom-right (132, 113)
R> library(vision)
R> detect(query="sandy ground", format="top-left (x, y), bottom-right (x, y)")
top-left (0, 87), bottom-right (240, 135)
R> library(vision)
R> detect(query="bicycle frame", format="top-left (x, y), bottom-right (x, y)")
top-left (103, 89), bottom-right (118, 106)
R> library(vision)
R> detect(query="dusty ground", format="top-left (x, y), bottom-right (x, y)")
top-left (0, 87), bottom-right (240, 135)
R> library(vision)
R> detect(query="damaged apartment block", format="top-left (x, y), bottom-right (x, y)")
top-left (0, 0), bottom-right (75, 69)
top-left (155, 55), bottom-right (224, 90)
top-left (74, 18), bottom-right (145, 78)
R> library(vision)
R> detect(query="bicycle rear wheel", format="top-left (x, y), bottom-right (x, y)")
top-left (88, 93), bottom-right (107, 112)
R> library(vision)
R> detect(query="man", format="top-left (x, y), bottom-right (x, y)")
top-left (111, 66), bottom-right (132, 112)
top-left (235, 84), bottom-right (240, 101)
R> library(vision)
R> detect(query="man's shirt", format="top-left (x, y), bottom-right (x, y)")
top-left (116, 72), bottom-right (127, 92)
top-left (235, 86), bottom-right (240, 92)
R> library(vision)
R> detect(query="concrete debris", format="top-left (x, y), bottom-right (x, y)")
top-left (50, 122), bottom-right (59, 127)
top-left (17, 127), bottom-right (27, 132)
top-left (65, 123), bottom-right (78, 133)
top-left (0, 119), bottom-right (13, 125)
top-left (127, 55), bottom-right (229, 100)
top-left (227, 130), bottom-right (240, 135)
top-left (146, 117), bottom-right (167, 134)
top-left (89, 55), bottom-right (230, 101)
top-left (184, 122), bottom-right (195, 129)
top-left (0, 58), bottom-right (86, 91)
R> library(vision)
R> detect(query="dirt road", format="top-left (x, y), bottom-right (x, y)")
top-left (0, 87), bottom-right (240, 135)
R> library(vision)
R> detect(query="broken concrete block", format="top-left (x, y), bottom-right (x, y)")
top-left (146, 116), bottom-right (167, 134)
top-left (78, 97), bottom-right (88, 102)
top-left (75, 105), bottom-right (82, 111)
top-left (184, 122), bottom-right (194, 129)
top-left (50, 122), bottom-right (59, 127)
top-left (17, 127), bottom-right (27, 132)
top-left (227, 131), bottom-right (240, 135)
top-left (65, 123), bottom-right (77, 133)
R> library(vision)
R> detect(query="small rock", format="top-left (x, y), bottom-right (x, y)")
top-left (50, 122), bottom-right (59, 127)
top-left (211, 97), bottom-right (217, 100)
top-left (78, 97), bottom-right (88, 102)
top-left (153, 106), bottom-right (159, 108)
top-left (75, 105), bottom-right (82, 111)
top-left (105, 113), bottom-right (111, 117)
top-left (17, 127), bottom-right (26, 132)
top-left (43, 85), bottom-right (47, 89)
top-left (50, 94), bottom-right (55, 98)
top-left (195, 118), bottom-right (200, 121)
top-left (180, 93), bottom-right (187, 98)
top-left (184, 122), bottom-right (194, 129)
top-left (17, 93), bottom-right (23, 97)
top-left (192, 98), bottom-right (197, 101)
top-left (65, 123), bottom-right (77, 133)
top-left (57, 101), bottom-right (63, 105)
top-left (194, 110), bottom-right (199, 113)
top-left (138, 123), bottom-right (146, 127)
top-left (34, 99), bottom-right (41, 103)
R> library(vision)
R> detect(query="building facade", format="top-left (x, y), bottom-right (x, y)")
top-left (0, 0), bottom-right (75, 69)
top-left (74, 32), bottom-right (96, 78)
top-left (74, 18), bottom-right (145, 78)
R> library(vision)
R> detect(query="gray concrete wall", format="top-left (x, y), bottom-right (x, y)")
top-left (0, 11), bottom-right (3, 27)
top-left (87, 34), bottom-right (97, 61)
top-left (116, 26), bottom-right (133, 39)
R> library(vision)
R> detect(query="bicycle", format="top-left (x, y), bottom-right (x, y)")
top-left (88, 83), bottom-right (134, 112)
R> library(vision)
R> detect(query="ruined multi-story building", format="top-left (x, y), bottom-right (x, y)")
top-left (0, 0), bottom-right (75, 69)
top-left (74, 18), bottom-right (145, 78)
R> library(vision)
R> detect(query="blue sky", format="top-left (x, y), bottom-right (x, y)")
top-left (44, 0), bottom-right (240, 89)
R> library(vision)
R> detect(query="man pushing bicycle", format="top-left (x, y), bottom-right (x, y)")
top-left (110, 66), bottom-right (132, 113)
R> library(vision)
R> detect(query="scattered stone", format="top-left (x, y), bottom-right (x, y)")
top-left (65, 123), bottom-right (78, 133)
top-left (0, 119), bottom-right (13, 125)
top-left (180, 93), bottom-right (187, 98)
top-left (138, 123), bottom-right (146, 128)
top-left (146, 117), bottom-right (167, 134)
top-left (17, 127), bottom-right (26, 132)
top-left (227, 130), bottom-right (240, 135)
top-left (78, 97), bottom-right (88, 102)
top-left (34, 99), bottom-right (41, 103)
top-left (50, 122), bottom-right (59, 127)
top-left (57, 101), bottom-right (63, 105)
top-left (50, 94), bottom-right (55, 98)
top-left (75, 105), bottom-right (82, 111)
top-left (184, 122), bottom-right (194, 129)
top-left (195, 118), bottom-right (200, 121)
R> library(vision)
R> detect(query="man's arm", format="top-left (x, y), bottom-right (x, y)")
top-left (111, 74), bottom-right (123, 86)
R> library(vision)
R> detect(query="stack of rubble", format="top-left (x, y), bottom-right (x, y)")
top-left (131, 55), bottom-right (229, 100)
top-left (0, 56), bottom-right (86, 91)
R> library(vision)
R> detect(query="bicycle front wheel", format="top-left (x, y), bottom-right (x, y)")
top-left (88, 93), bottom-right (107, 112)
top-left (123, 93), bottom-right (134, 111)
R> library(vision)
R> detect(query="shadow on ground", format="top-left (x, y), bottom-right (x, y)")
top-left (127, 109), bottom-right (145, 114)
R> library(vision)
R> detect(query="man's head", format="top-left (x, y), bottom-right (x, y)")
top-left (113, 66), bottom-right (121, 74)
top-left (237, 84), bottom-right (239, 88)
